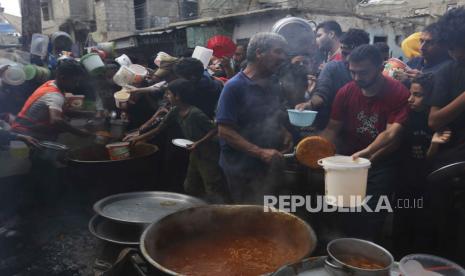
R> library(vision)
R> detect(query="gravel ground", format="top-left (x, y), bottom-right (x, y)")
top-left (0, 199), bottom-right (102, 276)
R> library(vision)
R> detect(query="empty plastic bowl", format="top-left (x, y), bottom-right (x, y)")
top-left (2, 64), bottom-right (26, 86)
top-left (399, 254), bottom-right (465, 276)
top-left (287, 109), bottom-right (318, 127)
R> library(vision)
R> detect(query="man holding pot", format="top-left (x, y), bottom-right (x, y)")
top-left (216, 32), bottom-right (292, 204)
top-left (321, 45), bottom-right (410, 241)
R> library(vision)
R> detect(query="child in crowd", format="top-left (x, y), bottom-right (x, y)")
top-left (125, 79), bottom-right (229, 203)
top-left (393, 74), bottom-right (451, 257)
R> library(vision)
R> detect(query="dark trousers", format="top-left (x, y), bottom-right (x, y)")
top-left (224, 160), bottom-right (285, 204)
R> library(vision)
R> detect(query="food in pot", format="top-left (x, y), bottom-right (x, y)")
top-left (157, 232), bottom-right (303, 276)
top-left (296, 136), bottom-right (335, 168)
top-left (338, 255), bottom-right (385, 270)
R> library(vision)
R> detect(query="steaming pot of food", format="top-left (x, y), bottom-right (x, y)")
top-left (140, 205), bottom-right (317, 276)
top-left (325, 238), bottom-right (394, 276)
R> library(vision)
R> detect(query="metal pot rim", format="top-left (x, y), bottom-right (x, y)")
top-left (139, 204), bottom-right (318, 275)
top-left (326, 238), bottom-right (394, 272)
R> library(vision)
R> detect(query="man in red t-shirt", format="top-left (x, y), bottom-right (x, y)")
top-left (321, 45), bottom-right (410, 241)
top-left (323, 45), bottom-right (410, 159)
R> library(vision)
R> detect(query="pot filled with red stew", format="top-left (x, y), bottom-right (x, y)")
top-left (325, 238), bottom-right (394, 276)
top-left (140, 205), bottom-right (317, 276)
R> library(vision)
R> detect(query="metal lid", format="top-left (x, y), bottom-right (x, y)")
top-left (93, 191), bottom-right (206, 224)
top-left (271, 16), bottom-right (316, 56)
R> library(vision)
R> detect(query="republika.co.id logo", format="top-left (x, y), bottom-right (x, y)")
top-left (263, 195), bottom-right (423, 213)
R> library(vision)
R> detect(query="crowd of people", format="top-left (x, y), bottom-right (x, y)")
top-left (1, 6), bottom-right (465, 262)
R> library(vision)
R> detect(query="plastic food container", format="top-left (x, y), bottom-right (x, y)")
top-left (114, 90), bottom-right (131, 109)
top-left (383, 58), bottom-right (410, 77)
top-left (97, 42), bottom-right (115, 57)
top-left (106, 142), bottom-right (130, 160)
top-left (65, 93), bottom-right (85, 109)
top-left (80, 53), bottom-right (105, 75)
top-left (30, 33), bottom-right (49, 58)
top-left (113, 65), bottom-right (136, 86)
top-left (318, 156), bottom-right (371, 207)
top-left (399, 254), bottom-right (465, 276)
top-left (24, 64), bottom-right (51, 83)
top-left (287, 109), bottom-right (318, 127)
top-left (192, 46), bottom-right (214, 69)
top-left (128, 64), bottom-right (148, 84)
top-left (2, 64), bottom-right (26, 86)
top-left (115, 54), bottom-right (132, 67)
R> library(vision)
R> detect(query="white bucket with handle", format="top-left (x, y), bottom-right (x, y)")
top-left (318, 156), bottom-right (371, 207)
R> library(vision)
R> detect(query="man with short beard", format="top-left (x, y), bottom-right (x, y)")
top-left (321, 45), bottom-right (410, 241)
top-left (216, 32), bottom-right (291, 204)
top-left (316, 20), bottom-right (343, 63)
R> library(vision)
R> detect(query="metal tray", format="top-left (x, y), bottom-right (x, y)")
top-left (271, 257), bottom-right (401, 276)
top-left (89, 215), bottom-right (145, 245)
top-left (93, 191), bottom-right (206, 224)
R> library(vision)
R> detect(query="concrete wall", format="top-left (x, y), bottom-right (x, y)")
top-left (93, 0), bottom-right (136, 42)
top-left (357, 0), bottom-right (464, 18)
top-left (42, 0), bottom-right (71, 35)
top-left (198, 0), bottom-right (260, 17)
top-left (42, 0), bottom-right (94, 35)
top-left (146, 0), bottom-right (179, 28)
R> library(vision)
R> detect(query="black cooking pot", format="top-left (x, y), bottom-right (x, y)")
top-left (66, 143), bottom-right (161, 200)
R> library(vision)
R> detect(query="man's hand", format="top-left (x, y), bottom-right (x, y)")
top-left (186, 141), bottom-right (199, 152)
top-left (405, 69), bottom-right (422, 80)
top-left (295, 101), bottom-right (311, 111)
top-left (259, 148), bottom-right (283, 164)
top-left (352, 147), bottom-right (372, 160)
top-left (123, 131), bottom-right (140, 142)
top-left (432, 130), bottom-right (452, 144)
top-left (17, 134), bottom-right (41, 148)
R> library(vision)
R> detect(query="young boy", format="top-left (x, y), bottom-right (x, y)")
top-left (126, 79), bottom-right (228, 202)
top-left (393, 74), bottom-right (450, 257)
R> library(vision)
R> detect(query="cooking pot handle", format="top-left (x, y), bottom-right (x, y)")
top-left (317, 159), bottom-right (324, 166)
top-left (324, 256), bottom-right (354, 276)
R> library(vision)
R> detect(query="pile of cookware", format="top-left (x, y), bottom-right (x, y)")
top-left (88, 191), bottom-right (206, 246)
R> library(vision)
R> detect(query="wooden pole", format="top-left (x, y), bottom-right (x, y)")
top-left (20, 0), bottom-right (42, 51)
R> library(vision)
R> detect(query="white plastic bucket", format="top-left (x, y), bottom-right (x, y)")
top-left (128, 64), bottom-right (147, 84)
top-left (114, 90), bottom-right (130, 108)
top-left (113, 65), bottom-right (136, 86)
top-left (318, 156), bottom-right (371, 207)
top-left (115, 54), bottom-right (132, 67)
top-left (192, 46), bottom-right (213, 69)
top-left (30, 33), bottom-right (49, 58)
top-left (80, 53), bottom-right (105, 74)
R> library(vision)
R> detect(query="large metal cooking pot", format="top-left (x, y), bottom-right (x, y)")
top-left (66, 143), bottom-right (161, 199)
top-left (325, 238), bottom-right (394, 276)
top-left (140, 205), bottom-right (317, 275)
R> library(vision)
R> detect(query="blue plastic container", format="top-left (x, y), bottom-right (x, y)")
top-left (287, 109), bottom-right (318, 127)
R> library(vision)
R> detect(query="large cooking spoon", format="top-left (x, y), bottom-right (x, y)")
top-left (283, 136), bottom-right (335, 169)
